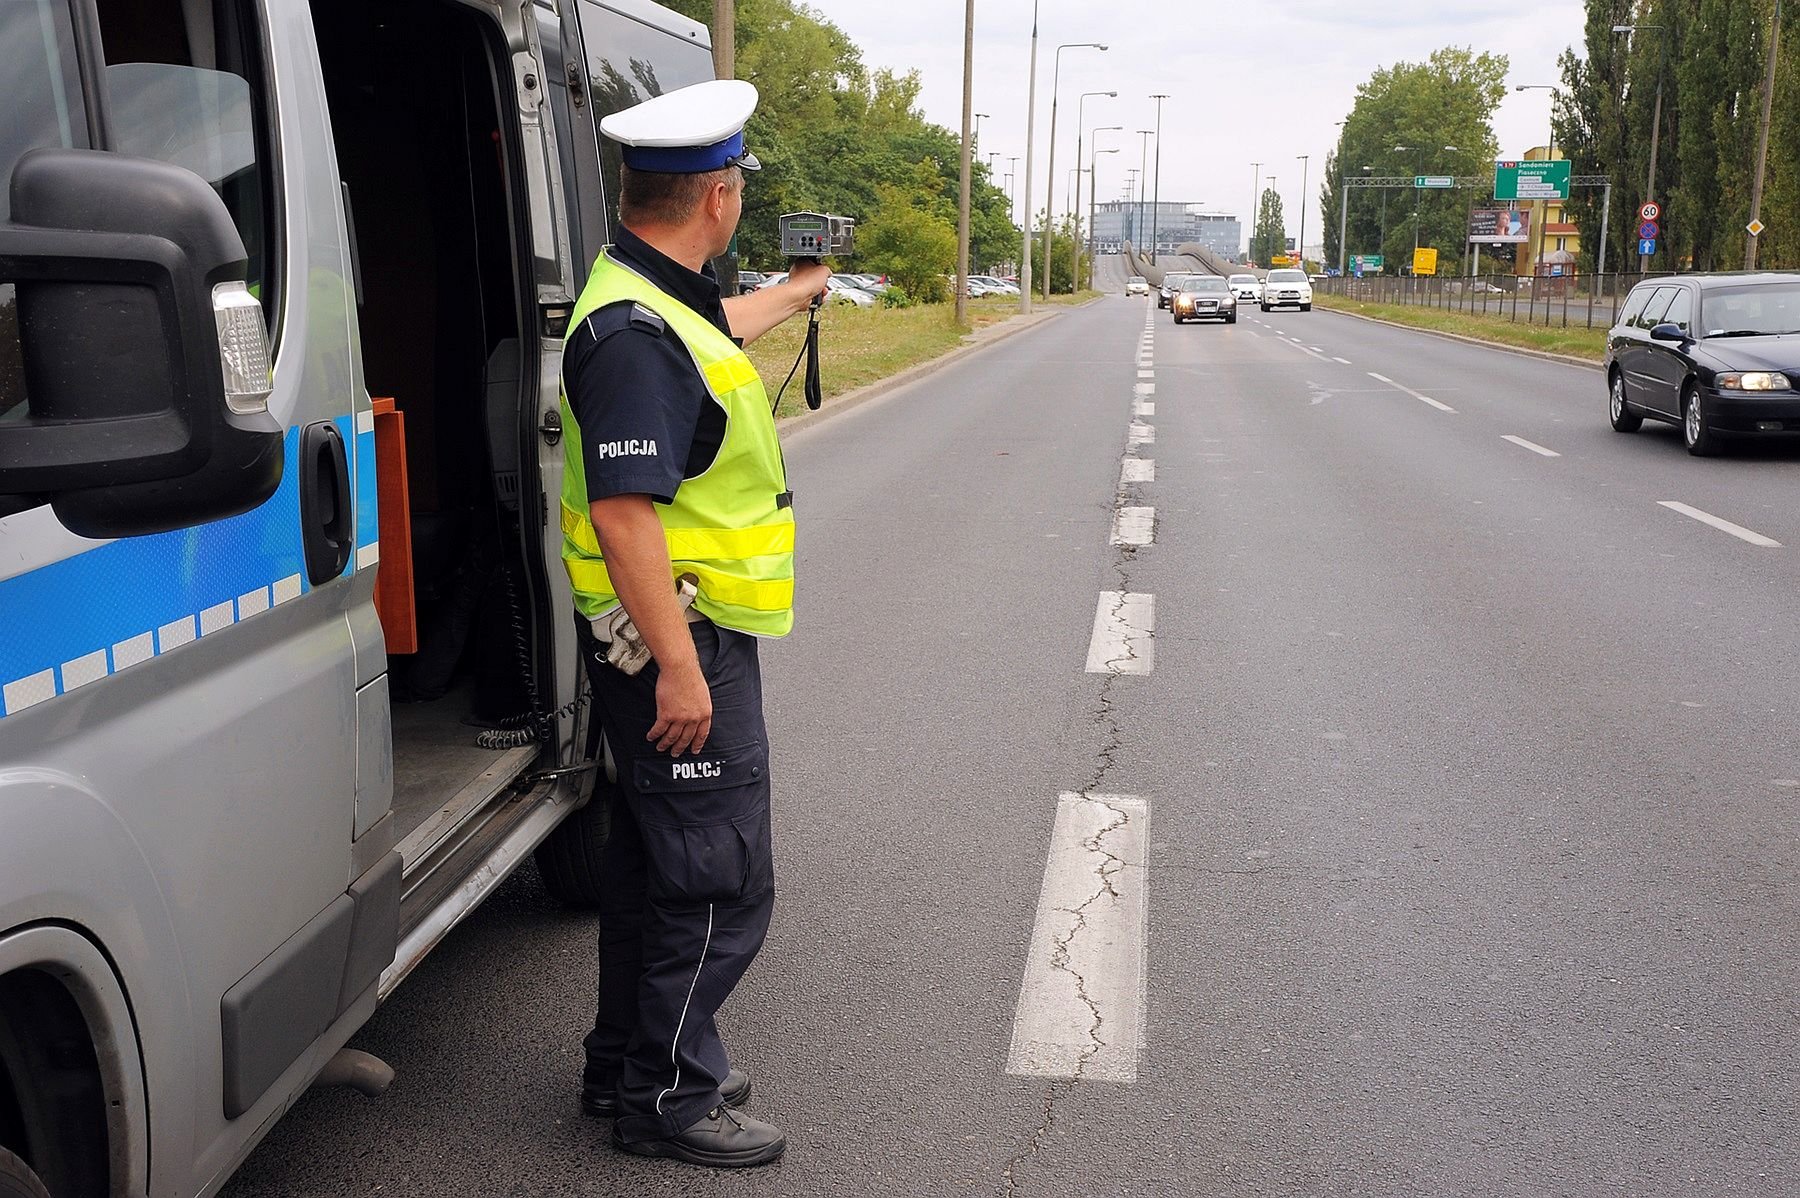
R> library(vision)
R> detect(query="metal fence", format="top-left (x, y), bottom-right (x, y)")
top-left (1314, 272), bottom-right (1679, 331)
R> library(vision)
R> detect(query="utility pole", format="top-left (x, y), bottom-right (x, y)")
top-left (1041, 41), bottom-right (1108, 302)
top-left (1019, 3), bottom-right (1038, 313)
top-left (1745, 0), bottom-right (1782, 270)
top-left (956, 0), bottom-right (975, 326)
top-left (1149, 94), bottom-right (1168, 262)
top-left (1615, 23), bottom-right (1668, 272)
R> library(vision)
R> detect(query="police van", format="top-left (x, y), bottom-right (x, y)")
top-left (0, 1), bottom-right (713, 1193)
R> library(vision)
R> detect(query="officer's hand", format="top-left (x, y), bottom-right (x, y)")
top-left (650, 660), bottom-right (712, 756)
top-left (788, 260), bottom-right (830, 303)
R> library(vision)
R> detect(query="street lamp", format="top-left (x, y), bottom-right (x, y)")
top-left (1089, 139), bottom-right (1121, 269)
top-left (1149, 93), bottom-right (1169, 261)
top-left (1296, 154), bottom-right (1310, 270)
top-left (1515, 84), bottom-right (1559, 277)
top-left (1041, 40), bottom-right (1109, 300)
top-left (973, 112), bottom-right (991, 153)
top-left (1073, 90), bottom-right (1117, 293)
top-left (1614, 23), bottom-right (1667, 271)
top-left (1006, 155), bottom-right (1021, 226)
top-left (1249, 162), bottom-right (1262, 260)
top-left (1135, 129), bottom-right (1153, 266)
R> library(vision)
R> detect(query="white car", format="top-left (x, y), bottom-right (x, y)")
top-left (973, 275), bottom-right (1021, 297)
top-left (1126, 276), bottom-right (1150, 296)
top-left (1260, 267), bottom-right (1313, 312)
top-left (825, 275), bottom-right (878, 307)
top-left (1228, 273), bottom-right (1262, 304)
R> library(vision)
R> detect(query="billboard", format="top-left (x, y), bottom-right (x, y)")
top-left (1468, 207), bottom-right (1532, 244)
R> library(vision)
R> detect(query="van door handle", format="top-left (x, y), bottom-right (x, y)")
top-left (300, 421), bottom-right (354, 585)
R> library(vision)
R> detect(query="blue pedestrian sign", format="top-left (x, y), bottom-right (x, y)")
top-left (1639, 237), bottom-right (1658, 256)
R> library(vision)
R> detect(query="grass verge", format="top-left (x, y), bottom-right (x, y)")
top-left (1315, 293), bottom-right (1607, 362)
top-left (750, 292), bottom-right (1097, 419)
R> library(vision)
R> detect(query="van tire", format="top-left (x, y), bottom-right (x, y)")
top-left (0, 1149), bottom-right (52, 1198)
top-left (534, 784), bottom-right (613, 907)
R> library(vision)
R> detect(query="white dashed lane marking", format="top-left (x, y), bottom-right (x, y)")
top-left (1111, 506), bottom-right (1154, 546)
top-left (1121, 458), bottom-right (1154, 483)
top-left (1657, 501), bottom-right (1783, 548)
top-left (1502, 435), bottom-right (1561, 458)
top-left (1368, 371), bottom-right (1456, 413)
top-left (1007, 792), bottom-right (1148, 1083)
top-left (1085, 592), bottom-right (1155, 675)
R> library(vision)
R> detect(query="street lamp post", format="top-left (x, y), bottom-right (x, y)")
top-left (1396, 143), bottom-right (1457, 262)
top-left (1249, 162), bottom-right (1262, 261)
top-left (1124, 168), bottom-right (1139, 246)
top-left (1019, 4), bottom-right (1039, 312)
top-left (1089, 140), bottom-right (1120, 273)
top-left (1042, 40), bottom-right (1109, 301)
top-left (1073, 91), bottom-right (1117, 295)
top-left (1005, 156), bottom-right (1020, 227)
top-left (1296, 154), bottom-right (1309, 270)
top-left (1338, 165), bottom-right (1372, 276)
top-left (1135, 129), bottom-right (1152, 267)
top-left (956, 0), bottom-right (975, 326)
top-left (1515, 84), bottom-right (1558, 277)
top-left (1614, 23), bottom-right (1667, 272)
top-left (973, 111), bottom-right (990, 154)
top-left (1149, 93), bottom-right (1168, 262)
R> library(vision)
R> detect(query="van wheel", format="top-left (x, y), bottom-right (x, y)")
top-left (534, 782), bottom-right (613, 907)
top-left (0, 1149), bottom-right (53, 1198)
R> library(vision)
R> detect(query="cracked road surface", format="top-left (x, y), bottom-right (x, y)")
top-left (225, 291), bottom-right (1800, 1197)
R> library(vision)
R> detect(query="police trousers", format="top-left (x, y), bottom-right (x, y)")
top-left (580, 617), bottom-right (775, 1143)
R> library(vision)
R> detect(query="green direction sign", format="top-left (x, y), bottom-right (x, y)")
top-left (1494, 159), bottom-right (1570, 201)
top-left (1351, 254), bottom-right (1385, 272)
top-left (1415, 175), bottom-right (1455, 189)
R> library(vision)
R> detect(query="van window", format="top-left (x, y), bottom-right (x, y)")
top-left (95, 0), bottom-right (280, 333)
top-left (1615, 285), bottom-right (1653, 330)
top-left (1, 0), bottom-right (91, 424)
top-left (576, 1), bottom-right (715, 222)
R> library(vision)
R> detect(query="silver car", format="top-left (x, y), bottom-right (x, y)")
top-left (1172, 275), bottom-right (1237, 324)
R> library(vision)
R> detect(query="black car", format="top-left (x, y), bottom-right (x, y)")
top-left (1157, 273), bottom-right (1192, 309)
top-left (1605, 273), bottom-right (1800, 455)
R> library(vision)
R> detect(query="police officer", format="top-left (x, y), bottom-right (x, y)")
top-left (559, 79), bottom-right (827, 1169)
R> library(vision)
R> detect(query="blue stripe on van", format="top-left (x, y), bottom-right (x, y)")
top-left (354, 422), bottom-right (379, 559)
top-left (0, 414), bottom-right (364, 719)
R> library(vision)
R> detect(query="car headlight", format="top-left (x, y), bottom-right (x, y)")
top-left (1717, 372), bottom-right (1789, 391)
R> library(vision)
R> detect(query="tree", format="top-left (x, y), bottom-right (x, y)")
top-left (1558, 0), bottom-right (1798, 273)
top-left (1323, 48), bottom-right (1507, 270)
top-left (1250, 188), bottom-right (1287, 266)
top-left (858, 179), bottom-right (956, 302)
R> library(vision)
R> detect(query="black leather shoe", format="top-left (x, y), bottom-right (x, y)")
top-left (582, 1068), bottom-right (751, 1119)
top-left (612, 1104), bottom-right (785, 1168)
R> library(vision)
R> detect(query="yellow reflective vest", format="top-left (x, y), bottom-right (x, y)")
top-left (560, 252), bottom-right (795, 637)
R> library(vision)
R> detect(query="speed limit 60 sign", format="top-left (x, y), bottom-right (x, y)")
top-left (1640, 201), bottom-right (1661, 222)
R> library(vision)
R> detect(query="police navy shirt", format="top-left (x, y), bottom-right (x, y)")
top-left (563, 225), bottom-right (732, 506)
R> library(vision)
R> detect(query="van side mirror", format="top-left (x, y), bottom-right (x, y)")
top-left (1649, 321), bottom-right (1687, 343)
top-left (0, 148), bottom-right (283, 538)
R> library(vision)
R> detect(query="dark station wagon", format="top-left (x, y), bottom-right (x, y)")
top-left (1605, 273), bottom-right (1800, 455)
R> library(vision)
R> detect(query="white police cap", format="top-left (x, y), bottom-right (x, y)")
top-left (600, 79), bottom-right (761, 174)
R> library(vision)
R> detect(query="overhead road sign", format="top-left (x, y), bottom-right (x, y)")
top-left (1415, 175), bottom-right (1455, 189)
top-left (1494, 160), bottom-right (1571, 201)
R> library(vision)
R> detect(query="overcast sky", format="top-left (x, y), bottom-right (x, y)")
top-left (798, 0), bottom-right (1589, 253)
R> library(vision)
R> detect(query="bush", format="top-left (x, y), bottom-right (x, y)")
top-left (879, 285), bottom-right (918, 308)
top-left (858, 181), bottom-right (957, 303)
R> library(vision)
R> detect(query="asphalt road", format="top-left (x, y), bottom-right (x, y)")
top-left (224, 292), bottom-right (1800, 1197)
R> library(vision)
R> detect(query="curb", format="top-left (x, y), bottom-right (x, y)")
top-left (776, 305), bottom-right (1075, 435)
top-left (1316, 304), bottom-right (1604, 372)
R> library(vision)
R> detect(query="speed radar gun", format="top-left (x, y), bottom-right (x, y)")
top-left (775, 211), bottom-right (855, 411)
